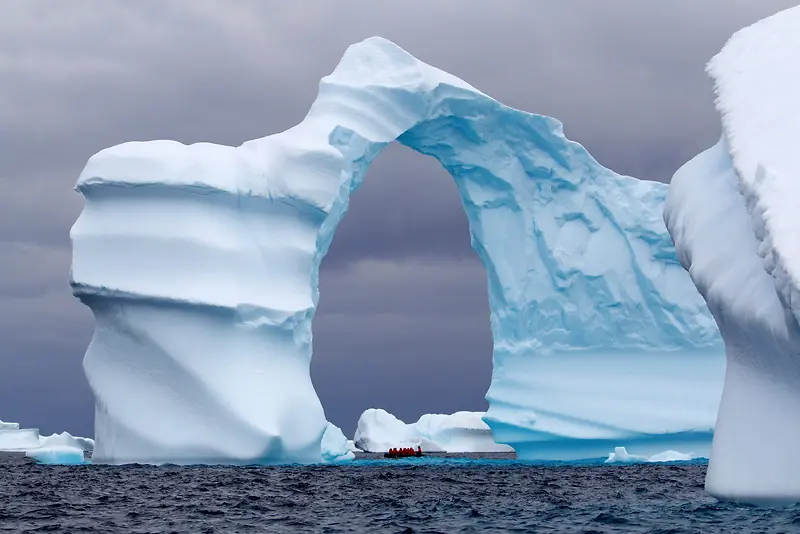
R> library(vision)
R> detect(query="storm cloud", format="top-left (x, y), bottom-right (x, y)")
top-left (0, 1), bottom-right (795, 437)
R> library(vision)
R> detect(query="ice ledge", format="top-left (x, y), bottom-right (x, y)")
top-left (71, 283), bottom-right (312, 330)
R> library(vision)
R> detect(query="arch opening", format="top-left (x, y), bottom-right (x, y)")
top-left (310, 142), bottom-right (493, 440)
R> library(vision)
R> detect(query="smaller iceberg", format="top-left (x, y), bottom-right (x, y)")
top-left (0, 420), bottom-right (42, 451)
top-left (28, 432), bottom-right (94, 465)
top-left (39, 432), bottom-right (95, 452)
top-left (0, 420), bottom-right (19, 430)
top-left (354, 409), bottom-right (514, 453)
top-left (321, 423), bottom-right (355, 463)
top-left (0, 418), bottom-right (93, 465)
top-left (26, 446), bottom-right (87, 465)
top-left (604, 446), bottom-right (698, 464)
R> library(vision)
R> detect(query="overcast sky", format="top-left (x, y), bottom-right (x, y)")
top-left (0, 1), bottom-right (796, 438)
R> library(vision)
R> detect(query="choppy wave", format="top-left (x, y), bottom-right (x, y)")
top-left (1, 453), bottom-right (798, 533)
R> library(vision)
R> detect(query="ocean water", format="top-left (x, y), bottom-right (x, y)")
top-left (1, 453), bottom-right (798, 533)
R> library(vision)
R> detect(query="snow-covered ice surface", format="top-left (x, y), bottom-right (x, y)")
top-left (71, 36), bottom-right (723, 465)
top-left (354, 409), bottom-right (514, 453)
top-left (665, 5), bottom-right (800, 506)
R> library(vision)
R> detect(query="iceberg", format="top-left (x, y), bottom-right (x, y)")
top-left (39, 432), bottom-right (95, 453)
top-left (26, 446), bottom-right (87, 466)
top-left (0, 423), bottom-right (41, 451)
top-left (71, 35), bottom-right (723, 465)
top-left (321, 422), bottom-right (355, 463)
top-left (664, 6), bottom-right (800, 505)
top-left (0, 418), bottom-right (93, 465)
top-left (0, 420), bottom-right (19, 431)
top-left (604, 446), bottom-right (697, 464)
top-left (354, 409), bottom-right (441, 453)
top-left (354, 409), bottom-right (513, 453)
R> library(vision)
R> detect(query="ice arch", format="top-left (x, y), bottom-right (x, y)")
top-left (71, 37), bottom-right (723, 465)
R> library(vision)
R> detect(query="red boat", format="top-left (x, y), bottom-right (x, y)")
top-left (384, 447), bottom-right (423, 458)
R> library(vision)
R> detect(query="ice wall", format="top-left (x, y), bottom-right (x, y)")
top-left (72, 36), bottom-right (723, 465)
top-left (665, 6), bottom-right (800, 505)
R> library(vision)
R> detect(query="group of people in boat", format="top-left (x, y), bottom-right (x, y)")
top-left (384, 446), bottom-right (423, 458)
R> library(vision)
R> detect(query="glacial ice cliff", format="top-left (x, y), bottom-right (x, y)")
top-left (71, 36), bottom-right (723, 465)
top-left (664, 5), bottom-right (800, 505)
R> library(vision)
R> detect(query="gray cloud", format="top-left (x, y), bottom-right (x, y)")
top-left (313, 258), bottom-right (493, 432)
top-left (323, 143), bottom-right (476, 268)
top-left (0, 1), bottom-right (795, 436)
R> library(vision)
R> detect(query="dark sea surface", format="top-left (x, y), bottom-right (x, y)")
top-left (1, 452), bottom-right (798, 533)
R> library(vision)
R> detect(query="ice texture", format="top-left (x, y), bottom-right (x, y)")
top-left (354, 409), bottom-right (513, 453)
top-left (71, 36), bottom-right (723, 465)
top-left (664, 6), bottom-right (800, 505)
top-left (321, 422), bottom-right (355, 463)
